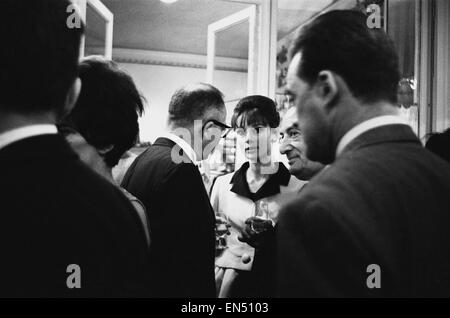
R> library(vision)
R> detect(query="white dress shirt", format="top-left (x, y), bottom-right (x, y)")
top-left (336, 115), bottom-right (408, 158)
top-left (160, 132), bottom-right (199, 164)
top-left (0, 124), bottom-right (58, 151)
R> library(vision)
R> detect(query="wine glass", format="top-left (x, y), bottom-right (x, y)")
top-left (215, 212), bottom-right (229, 255)
top-left (251, 199), bottom-right (273, 234)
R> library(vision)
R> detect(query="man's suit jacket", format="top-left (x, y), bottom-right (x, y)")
top-left (277, 124), bottom-right (450, 297)
top-left (122, 137), bottom-right (216, 297)
top-left (0, 135), bottom-right (150, 297)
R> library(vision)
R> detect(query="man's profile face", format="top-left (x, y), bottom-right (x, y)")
top-left (279, 107), bottom-right (307, 173)
top-left (286, 52), bottom-right (332, 164)
top-left (279, 107), bottom-right (325, 180)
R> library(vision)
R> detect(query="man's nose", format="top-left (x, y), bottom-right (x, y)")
top-left (279, 137), bottom-right (291, 154)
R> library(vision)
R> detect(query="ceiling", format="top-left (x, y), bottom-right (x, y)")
top-left (85, 0), bottom-right (352, 59)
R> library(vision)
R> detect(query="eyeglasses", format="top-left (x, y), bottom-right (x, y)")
top-left (204, 119), bottom-right (232, 138)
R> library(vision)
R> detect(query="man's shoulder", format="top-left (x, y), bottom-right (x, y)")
top-left (138, 148), bottom-right (199, 183)
top-left (1, 148), bottom-right (142, 235)
top-left (60, 159), bottom-right (136, 212)
top-left (123, 145), bottom-right (177, 184)
top-left (281, 183), bottom-right (330, 213)
top-left (133, 142), bottom-right (193, 173)
top-left (278, 164), bottom-right (357, 222)
top-left (283, 175), bottom-right (308, 193)
top-left (135, 142), bottom-right (173, 164)
top-left (53, 160), bottom-right (147, 248)
top-left (280, 143), bottom-right (450, 224)
top-left (335, 139), bottom-right (450, 185)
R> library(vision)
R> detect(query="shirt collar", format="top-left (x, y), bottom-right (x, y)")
top-left (230, 162), bottom-right (291, 202)
top-left (161, 132), bottom-right (198, 164)
top-left (0, 124), bottom-right (58, 151)
top-left (336, 115), bottom-right (408, 158)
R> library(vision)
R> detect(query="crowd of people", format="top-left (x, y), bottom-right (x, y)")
top-left (0, 0), bottom-right (449, 298)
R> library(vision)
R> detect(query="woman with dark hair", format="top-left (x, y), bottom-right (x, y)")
top-left (210, 95), bottom-right (306, 297)
top-left (59, 56), bottom-right (150, 247)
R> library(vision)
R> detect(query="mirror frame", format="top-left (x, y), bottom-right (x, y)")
top-left (206, 0), bottom-right (277, 98)
top-left (207, 6), bottom-right (256, 95)
top-left (74, 0), bottom-right (114, 59)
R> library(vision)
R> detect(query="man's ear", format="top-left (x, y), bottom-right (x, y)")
top-left (315, 70), bottom-right (339, 111)
top-left (203, 121), bottom-right (214, 130)
top-left (63, 77), bottom-right (82, 117)
top-left (203, 121), bottom-right (216, 139)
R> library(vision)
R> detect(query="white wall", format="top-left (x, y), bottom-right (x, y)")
top-left (120, 63), bottom-right (247, 142)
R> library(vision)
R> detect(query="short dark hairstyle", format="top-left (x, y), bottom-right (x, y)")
top-left (0, 0), bottom-right (84, 114)
top-left (231, 95), bottom-right (280, 129)
top-left (62, 56), bottom-right (145, 168)
top-left (290, 10), bottom-right (400, 104)
top-left (425, 128), bottom-right (450, 163)
top-left (168, 83), bottom-right (225, 126)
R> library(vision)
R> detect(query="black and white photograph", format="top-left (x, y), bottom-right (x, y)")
top-left (0, 0), bottom-right (450, 304)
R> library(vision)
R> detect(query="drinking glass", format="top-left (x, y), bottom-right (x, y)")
top-left (251, 199), bottom-right (273, 234)
top-left (215, 212), bottom-right (229, 255)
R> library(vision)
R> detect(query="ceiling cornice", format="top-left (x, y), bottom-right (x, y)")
top-left (86, 47), bottom-right (248, 72)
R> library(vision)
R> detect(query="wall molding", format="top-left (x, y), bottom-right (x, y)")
top-left (86, 47), bottom-right (248, 72)
top-left (434, 0), bottom-right (450, 131)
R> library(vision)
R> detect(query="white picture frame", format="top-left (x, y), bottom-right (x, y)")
top-left (73, 0), bottom-right (114, 59)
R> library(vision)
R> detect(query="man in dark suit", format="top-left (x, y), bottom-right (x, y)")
top-left (277, 10), bottom-right (450, 297)
top-left (122, 83), bottom-right (229, 297)
top-left (0, 0), bottom-right (149, 297)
